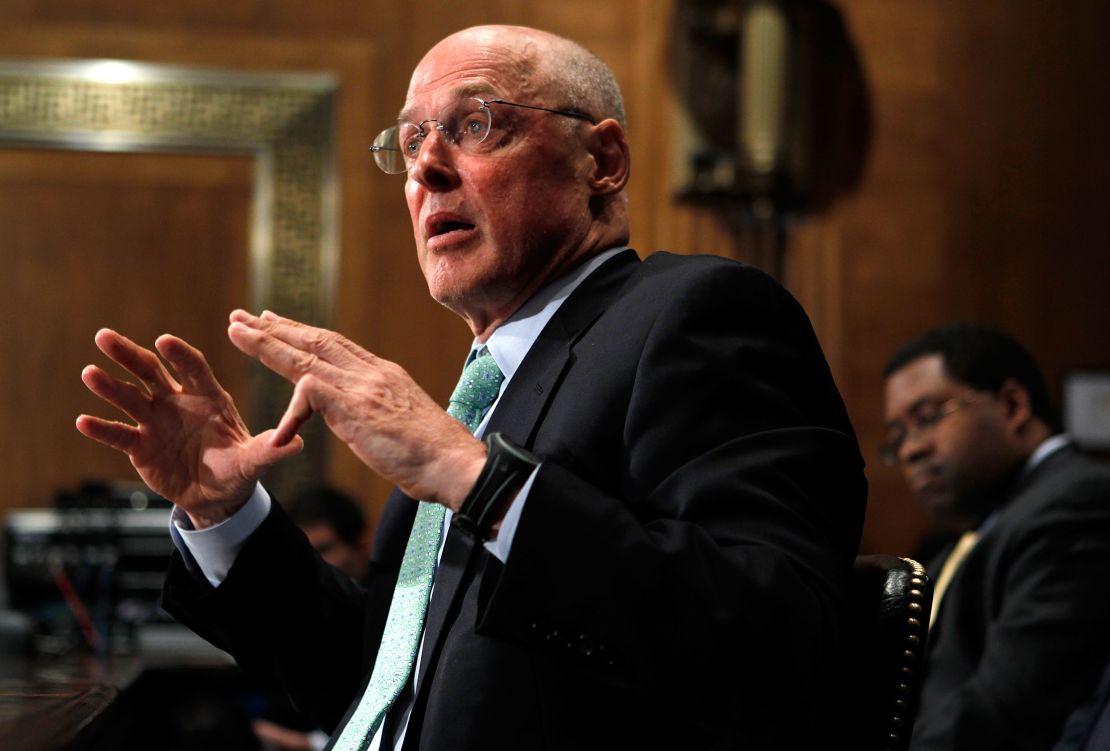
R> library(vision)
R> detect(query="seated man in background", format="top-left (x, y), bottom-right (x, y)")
top-left (286, 485), bottom-right (371, 585)
top-left (77, 24), bottom-right (866, 750)
top-left (881, 323), bottom-right (1110, 751)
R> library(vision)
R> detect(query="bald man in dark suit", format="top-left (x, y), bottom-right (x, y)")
top-left (79, 25), bottom-right (866, 750)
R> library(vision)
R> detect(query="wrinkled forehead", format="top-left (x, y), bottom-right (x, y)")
top-left (400, 31), bottom-right (544, 121)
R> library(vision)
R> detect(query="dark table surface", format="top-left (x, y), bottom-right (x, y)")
top-left (0, 625), bottom-right (236, 751)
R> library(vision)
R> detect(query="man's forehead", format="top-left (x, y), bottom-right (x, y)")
top-left (401, 31), bottom-right (541, 118)
top-left (884, 355), bottom-right (960, 414)
top-left (398, 80), bottom-right (499, 122)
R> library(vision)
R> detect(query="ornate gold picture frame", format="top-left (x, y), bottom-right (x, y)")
top-left (0, 59), bottom-right (339, 492)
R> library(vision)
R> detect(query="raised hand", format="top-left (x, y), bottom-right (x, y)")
top-left (226, 310), bottom-right (486, 511)
top-left (76, 329), bottom-right (303, 528)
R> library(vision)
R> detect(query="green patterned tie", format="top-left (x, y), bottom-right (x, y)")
top-left (329, 349), bottom-right (504, 751)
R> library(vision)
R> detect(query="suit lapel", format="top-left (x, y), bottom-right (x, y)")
top-left (408, 248), bottom-right (641, 710)
top-left (485, 248), bottom-right (640, 449)
top-left (412, 524), bottom-right (476, 693)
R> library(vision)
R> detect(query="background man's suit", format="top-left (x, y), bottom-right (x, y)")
top-left (1053, 658), bottom-right (1110, 751)
top-left (912, 444), bottom-right (1110, 751)
top-left (163, 250), bottom-right (867, 750)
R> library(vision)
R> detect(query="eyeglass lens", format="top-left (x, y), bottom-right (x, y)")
top-left (371, 98), bottom-right (492, 174)
top-left (881, 414), bottom-right (935, 465)
top-left (880, 397), bottom-right (973, 464)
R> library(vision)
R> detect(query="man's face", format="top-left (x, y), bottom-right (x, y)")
top-left (401, 30), bottom-right (595, 332)
top-left (883, 354), bottom-right (1023, 528)
top-left (302, 523), bottom-right (368, 581)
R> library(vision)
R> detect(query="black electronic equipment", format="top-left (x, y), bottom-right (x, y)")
top-left (2, 482), bottom-right (175, 655)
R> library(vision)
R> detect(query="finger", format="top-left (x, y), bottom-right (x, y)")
top-left (270, 376), bottom-right (319, 447)
top-left (81, 364), bottom-right (151, 423)
top-left (270, 374), bottom-right (348, 447)
top-left (228, 321), bottom-right (348, 387)
top-left (94, 328), bottom-right (177, 396)
top-left (75, 414), bottom-right (140, 454)
top-left (232, 310), bottom-right (373, 368)
top-left (252, 428), bottom-right (305, 462)
top-left (251, 719), bottom-right (313, 750)
top-left (154, 334), bottom-right (224, 397)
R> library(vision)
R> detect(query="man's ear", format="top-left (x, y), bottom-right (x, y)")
top-left (584, 119), bottom-right (631, 196)
top-left (997, 377), bottom-right (1034, 433)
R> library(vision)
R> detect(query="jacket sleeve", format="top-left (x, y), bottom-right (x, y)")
top-left (161, 493), bottom-right (413, 732)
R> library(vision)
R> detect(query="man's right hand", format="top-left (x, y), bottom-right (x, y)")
top-left (76, 329), bottom-right (303, 528)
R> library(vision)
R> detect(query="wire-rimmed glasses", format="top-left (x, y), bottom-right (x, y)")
top-left (370, 97), bottom-right (596, 174)
top-left (879, 395), bottom-right (980, 465)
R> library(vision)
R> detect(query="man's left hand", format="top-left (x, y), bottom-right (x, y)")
top-left (227, 310), bottom-right (486, 511)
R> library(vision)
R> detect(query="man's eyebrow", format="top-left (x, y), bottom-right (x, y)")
top-left (397, 84), bottom-right (500, 123)
top-left (907, 396), bottom-right (942, 415)
top-left (884, 396), bottom-right (936, 430)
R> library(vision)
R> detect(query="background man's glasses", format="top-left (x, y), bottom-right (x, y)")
top-left (880, 395), bottom-right (980, 465)
top-left (370, 97), bottom-right (596, 174)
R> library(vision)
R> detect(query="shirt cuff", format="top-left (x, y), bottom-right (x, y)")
top-left (309, 729), bottom-right (329, 751)
top-left (483, 465), bottom-right (539, 563)
top-left (168, 483), bottom-right (271, 588)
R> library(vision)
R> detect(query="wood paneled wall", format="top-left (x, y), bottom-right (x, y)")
top-left (0, 1), bottom-right (1107, 556)
top-left (0, 149), bottom-right (252, 511)
top-left (797, 1), bottom-right (1110, 555)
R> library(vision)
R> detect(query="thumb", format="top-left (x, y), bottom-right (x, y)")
top-left (250, 429), bottom-right (305, 467)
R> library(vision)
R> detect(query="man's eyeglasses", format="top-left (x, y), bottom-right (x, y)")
top-left (879, 396), bottom-right (979, 466)
top-left (370, 97), bottom-right (596, 174)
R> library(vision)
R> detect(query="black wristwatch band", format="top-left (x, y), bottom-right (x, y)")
top-left (455, 432), bottom-right (541, 539)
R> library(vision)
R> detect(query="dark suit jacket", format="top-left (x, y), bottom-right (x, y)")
top-left (163, 250), bottom-right (867, 750)
top-left (1052, 657), bottom-right (1110, 751)
top-left (911, 445), bottom-right (1110, 751)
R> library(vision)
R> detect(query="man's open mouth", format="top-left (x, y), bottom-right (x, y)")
top-left (432, 219), bottom-right (475, 237)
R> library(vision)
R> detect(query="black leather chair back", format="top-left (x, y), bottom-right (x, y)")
top-left (849, 554), bottom-right (932, 751)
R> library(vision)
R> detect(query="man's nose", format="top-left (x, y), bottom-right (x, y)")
top-left (408, 129), bottom-right (460, 192)
top-left (898, 429), bottom-right (933, 466)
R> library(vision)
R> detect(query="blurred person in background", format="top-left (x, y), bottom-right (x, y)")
top-left (882, 323), bottom-right (1110, 751)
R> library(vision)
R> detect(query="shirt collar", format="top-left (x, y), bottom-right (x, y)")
top-left (470, 246), bottom-right (628, 384)
top-left (1023, 433), bottom-right (1072, 476)
top-left (978, 433), bottom-right (1074, 535)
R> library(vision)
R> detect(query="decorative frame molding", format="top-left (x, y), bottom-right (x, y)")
top-left (0, 59), bottom-right (339, 493)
